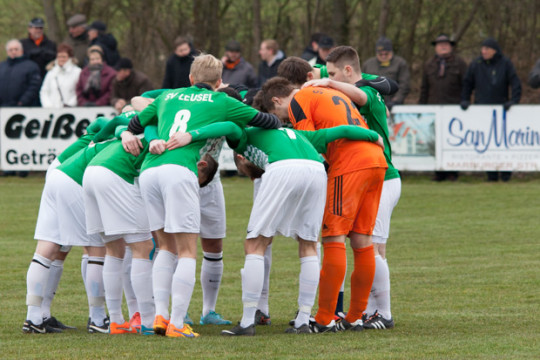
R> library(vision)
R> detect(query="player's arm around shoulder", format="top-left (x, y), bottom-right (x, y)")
top-left (303, 79), bottom-right (368, 106)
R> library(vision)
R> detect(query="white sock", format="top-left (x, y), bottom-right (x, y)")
top-left (41, 259), bottom-right (64, 319)
top-left (26, 253), bottom-right (52, 324)
top-left (316, 242), bottom-right (322, 269)
top-left (170, 257), bottom-right (196, 328)
top-left (131, 258), bottom-right (155, 328)
top-left (366, 291), bottom-right (377, 317)
top-left (295, 256), bottom-right (319, 328)
top-left (152, 250), bottom-right (176, 319)
top-left (81, 254), bottom-right (88, 286)
top-left (122, 248), bottom-right (138, 319)
top-left (257, 245), bottom-right (272, 315)
top-left (86, 256), bottom-right (106, 325)
top-left (240, 254), bottom-right (264, 328)
top-left (103, 255), bottom-right (124, 324)
top-left (200, 251), bottom-right (223, 317)
top-left (372, 255), bottom-right (391, 319)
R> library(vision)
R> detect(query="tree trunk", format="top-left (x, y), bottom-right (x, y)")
top-left (42, 0), bottom-right (62, 42)
top-left (378, 0), bottom-right (390, 37)
top-left (253, 0), bottom-right (262, 58)
top-left (332, 0), bottom-right (348, 45)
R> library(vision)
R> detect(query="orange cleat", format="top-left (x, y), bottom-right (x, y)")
top-left (129, 312), bottom-right (141, 331)
top-left (109, 321), bottom-right (137, 334)
top-left (153, 315), bottom-right (169, 336)
top-left (165, 322), bottom-right (199, 338)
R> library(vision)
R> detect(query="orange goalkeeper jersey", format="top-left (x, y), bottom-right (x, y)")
top-left (288, 87), bottom-right (387, 177)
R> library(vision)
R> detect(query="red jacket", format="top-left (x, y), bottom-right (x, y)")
top-left (76, 64), bottom-right (116, 106)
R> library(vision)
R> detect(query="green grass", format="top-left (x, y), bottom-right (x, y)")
top-left (1, 174), bottom-right (539, 359)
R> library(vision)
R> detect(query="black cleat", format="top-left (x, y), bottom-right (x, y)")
top-left (44, 316), bottom-right (76, 330)
top-left (308, 319), bottom-right (337, 333)
top-left (87, 318), bottom-right (109, 333)
top-left (221, 323), bottom-right (255, 336)
top-left (284, 324), bottom-right (311, 334)
top-left (254, 310), bottom-right (271, 326)
top-left (22, 320), bottom-right (62, 334)
top-left (363, 311), bottom-right (394, 330)
top-left (335, 318), bottom-right (364, 332)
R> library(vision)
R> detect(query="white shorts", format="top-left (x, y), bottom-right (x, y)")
top-left (100, 232), bottom-right (151, 244)
top-left (35, 169), bottom-right (102, 247)
top-left (83, 166), bottom-right (151, 242)
top-left (247, 160), bottom-right (327, 241)
top-left (45, 158), bottom-right (61, 181)
top-left (139, 164), bottom-right (200, 233)
top-left (372, 177), bottom-right (401, 244)
top-left (199, 180), bottom-right (226, 239)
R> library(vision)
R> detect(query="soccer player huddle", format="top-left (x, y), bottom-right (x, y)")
top-left (23, 46), bottom-right (401, 338)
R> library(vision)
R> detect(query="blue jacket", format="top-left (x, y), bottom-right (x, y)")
top-left (0, 56), bottom-right (41, 106)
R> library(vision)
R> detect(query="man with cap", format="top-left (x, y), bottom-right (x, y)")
top-left (88, 20), bottom-right (120, 67)
top-left (363, 36), bottom-right (410, 108)
top-left (20, 17), bottom-right (57, 81)
top-left (461, 37), bottom-right (522, 182)
top-left (111, 57), bottom-right (154, 113)
top-left (420, 34), bottom-right (467, 182)
top-left (308, 36), bottom-right (335, 66)
top-left (300, 33), bottom-right (326, 62)
top-left (65, 14), bottom-right (90, 67)
top-left (221, 40), bottom-right (257, 88)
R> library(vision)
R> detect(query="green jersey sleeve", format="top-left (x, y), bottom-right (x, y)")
top-left (296, 126), bottom-right (379, 154)
top-left (138, 100), bottom-right (159, 127)
top-left (85, 117), bottom-right (110, 136)
top-left (144, 125), bottom-right (159, 143)
top-left (142, 89), bottom-right (168, 99)
top-left (224, 96), bottom-right (259, 127)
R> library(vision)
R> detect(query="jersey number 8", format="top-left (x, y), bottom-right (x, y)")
top-left (169, 109), bottom-right (192, 137)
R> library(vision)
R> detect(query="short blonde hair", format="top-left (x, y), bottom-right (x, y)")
top-left (190, 54), bottom-right (223, 85)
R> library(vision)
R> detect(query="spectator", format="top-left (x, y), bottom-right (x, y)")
top-left (461, 37), bottom-right (522, 182)
top-left (40, 43), bottom-right (81, 108)
top-left (162, 36), bottom-right (199, 89)
top-left (20, 17), bottom-right (57, 81)
top-left (258, 39), bottom-right (286, 86)
top-left (87, 20), bottom-right (120, 67)
top-left (76, 47), bottom-right (116, 106)
top-left (0, 39), bottom-right (41, 107)
top-left (300, 32), bottom-right (326, 62)
top-left (363, 36), bottom-right (411, 108)
top-left (420, 34), bottom-right (467, 182)
top-left (308, 36), bottom-right (335, 66)
top-left (221, 40), bottom-right (257, 88)
top-left (111, 57), bottom-right (153, 113)
top-left (65, 14), bottom-right (89, 67)
top-left (529, 58), bottom-right (540, 89)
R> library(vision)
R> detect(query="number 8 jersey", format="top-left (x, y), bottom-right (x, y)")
top-left (288, 86), bottom-right (387, 178)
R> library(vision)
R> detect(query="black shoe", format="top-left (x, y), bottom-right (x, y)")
top-left (284, 324), bottom-right (311, 334)
top-left (254, 310), bottom-right (271, 325)
top-left (44, 316), bottom-right (76, 330)
top-left (87, 318), bottom-right (109, 333)
top-left (22, 320), bottom-right (62, 334)
top-left (363, 311), bottom-right (394, 330)
top-left (308, 319), bottom-right (337, 333)
top-left (335, 318), bottom-right (364, 332)
top-left (221, 323), bottom-right (255, 336)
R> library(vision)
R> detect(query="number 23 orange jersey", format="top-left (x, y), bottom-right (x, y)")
top-left (288, 87), bottom-right (387, 177)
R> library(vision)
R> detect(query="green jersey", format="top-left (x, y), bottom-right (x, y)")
top-left (138, 86), bottom-right (259, 175)
top-left (189, 122), bottom-right (379, 170)
top-left (358, 77), bottom-right (400, 180)
top-left (57, 117), bottom-right (109, 163)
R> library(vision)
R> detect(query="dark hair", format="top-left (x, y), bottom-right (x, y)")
top-left (199, 153), bottom-right (219, 188)
top-left (56, 43), bottom-right (74, 58)
top-left (259, 77), bottom-right (295, 112)
top-left (310, 33), bottom-right (326, 44)
top-left (174, 36), bottom-right (191, 49)
top-left (233, 152), bottom-right (265, 179)
top-left (326, 46), bottom-right (361, 73)
top-left (277, 57), bottom-right (312, 86)
top-left (251, 90), bottom-right (266, 111)
top-left (217, 86), bottom-right (242, 102)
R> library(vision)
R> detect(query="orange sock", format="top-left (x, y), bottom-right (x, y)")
top-left (345, 244), bottom-right (375, 323)
top-left (315, 242), bottom-right (346, 325)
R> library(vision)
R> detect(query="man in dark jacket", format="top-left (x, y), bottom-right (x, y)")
top-left (111, 58), bottom-right (154, 112)
top-left (87, 21), bottom-right (120, 67)
top-left (300, 33), bottom-right (326, 62)
top-left (0, 39), bottom-right (41, 107)
top-left (162, 36), bottom-right (199, 89)
top-left (257, 39), bottom-right (285, 86)
top-left (65, 14), bottom-right (89, 67)
top-left (529, 58), bottom-right (540, 89)
top-left (221, 40), bottom-right (257, 88)
top-left (461, 38), bottom-right (522, 182)
top-left (20, 17), bottom-right (57, 81)
top-left (420, 34), bottom-right (467, 182)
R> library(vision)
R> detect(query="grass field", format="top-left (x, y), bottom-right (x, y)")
top-left (1, 174), bottom-right (539, 359)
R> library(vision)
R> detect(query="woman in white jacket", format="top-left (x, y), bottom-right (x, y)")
top-left (40, 43), bottom-right (81, 107)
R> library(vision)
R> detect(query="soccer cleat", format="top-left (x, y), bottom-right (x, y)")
top-left (221, 323), bottom-right (255, 336)
top-left (184, 313), bottom-right (194, 326)
top-left (284, 324), bottom-right (311, 334)
top-left (129, 312), bottom-right (141, 331)
top-left (87, 318), bottom-right (109, 334)
top-left (138, 325), bottom-right (154, 335)
top-left (109, 321), bottom-right (137, 334)
top-left (44, 316), bottom-right (76, 330)
top-left (22, 320), bottom-right (62, 334)
top-left (255, 309), bottom-right (271, 325)
top-left (363, 311), bottom-right (394, 330)
top-left (200, 311), bottom-right (232, 325)
top-left (308, 319), bottom-right (337, 333)
top-left (289, 310), bottom-right (316, 326)
top-left (165, 322), bottom-right (199, 338)
top-left (153, 315), bottom-right (170, 336)
top-left (335, 318), bottom-right (364, 332)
